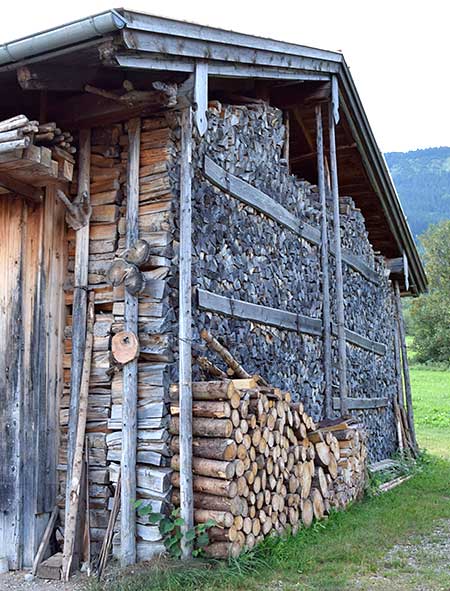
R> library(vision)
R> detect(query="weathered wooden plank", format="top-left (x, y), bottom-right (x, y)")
top-left (316, 105), bottom-right (332, 417)
top-left (179, 107), bottom-right (194, 559)
top-left (194, 62), bottom-right (208, 136)
top-left (340, 326), bottom-right (386, 356)
top-left (121, 117), bottom-right (141, 567)
top-left (204, 155), bottom-right (379, 285)
top-left (66, 129), bottom-right (91, 531)
top-left (197, 289), bottom-right (322, 336)
top-left (115, 54), bottom-right (331, 81)
top-left (394, 281), bottom-right (417, 448)
top-left (122, 30), bottom-right (340, 74)
top-left (329, 79), bottom-right (348, 414)
top-left (332, 397), bottom-right (388, 410)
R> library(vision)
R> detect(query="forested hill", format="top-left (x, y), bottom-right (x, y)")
top-left (384, 147), bottom-right (450, 241)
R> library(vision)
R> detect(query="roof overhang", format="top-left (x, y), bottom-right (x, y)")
top-left (0, 8), bottom-right (426, 294)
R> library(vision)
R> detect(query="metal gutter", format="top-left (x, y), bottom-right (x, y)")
top-left (0, 10), bottom-right (127, 66)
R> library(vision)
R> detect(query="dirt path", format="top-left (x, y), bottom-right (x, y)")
top-left (354, 519), bottom-right (450, 591)
top-left (0, 570), bottom-right (86, 591)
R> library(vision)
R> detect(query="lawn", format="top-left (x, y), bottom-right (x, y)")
top-left (407, 335), bottom-right (450, 459)
top-left (95, 347), bottom-right (450, 591)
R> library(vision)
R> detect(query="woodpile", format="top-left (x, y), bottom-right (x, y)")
top-left (59, 113), bottom-right (178, 564)
top-left (191, 101), bottom-right (399, 462)
top-left (169, 378), bottom-right (367, 558)
top-left (0, 114), bottom-right (74, 186)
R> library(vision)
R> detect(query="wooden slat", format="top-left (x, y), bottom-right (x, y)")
top-left (340, 326), bottom-right (386, 356)
top-left (316, 105), bottom-right (332, 417)
top-left (329, 81), bottom-right (348, 414)
top-left (121, 117), bottom-right (140, 567)
top-left (203, 155), bottom-right (379, 285)
top-left (179, 107), bottom-right (194, 559)
top-left (198, 289), bottom-right (322, 336)
top-left (332, 397), bottom-right (388, 410)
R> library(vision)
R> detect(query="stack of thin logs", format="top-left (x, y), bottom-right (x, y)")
top-left (169, 378), bottom-right (367, 558)
top-left (0, 114), bottom-right (76, 155)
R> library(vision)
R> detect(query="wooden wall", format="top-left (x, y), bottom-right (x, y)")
top-left (0, 188), bottom-right (66, 569)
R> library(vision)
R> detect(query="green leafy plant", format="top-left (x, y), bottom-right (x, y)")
top-left (134, 500), bottom-right (216, 559)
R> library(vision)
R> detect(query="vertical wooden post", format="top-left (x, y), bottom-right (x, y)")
top-left (316, 105), bottom-right (332, 418)
top-left (194, 62), bottom-right (208, 137)
top-left (66, 129), bottom-right (90, 521)
top-left (121, 117), bottom-right (140, 566)
top-left (179, 106), bottom-right (194, 559)
top-left (328, 79), bottom-right (348, 415)
top-left (394, 281), bottom-right (417, 448)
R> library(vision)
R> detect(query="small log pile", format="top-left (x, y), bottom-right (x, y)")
top-left (0, 114), bottom-right (74, 186)
top-left (169, 378), bottom-right (367, 558)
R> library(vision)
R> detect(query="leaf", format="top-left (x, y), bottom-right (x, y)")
top-left (203, 519), bottom-right (217, 529)
top-left (185, 528), bottom-right (196, 542)
top-left (160, 519), bottom-right (175, 535)
top-left (196, 532), bottom-right (209, 547)
top-left (174, 517), bottom-right (185, 527)
top-left (148, 512), bottom-right (164, 524)
top-left (134, 499), bottom-right (143, 509)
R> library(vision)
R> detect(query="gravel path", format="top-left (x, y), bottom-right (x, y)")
top-left (0, 570), bottom-right (86, 591)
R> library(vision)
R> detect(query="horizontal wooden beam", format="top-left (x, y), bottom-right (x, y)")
top-left (332, 397), bottom-right (388, 410)
top-left (122, 30), bottom-right (340, 74)
top-left (114, 53), bottom-right (331, 81)
top-left (290, 143), bottom-right (356, 164)
top-left (197, 289), bottom-right (322, 336)
top-left (0, 172), bottom-right (43, 202)
top-left (198, 289), bottom-right (387, 355)
top-left (204, 156), bottom-right (379, 285)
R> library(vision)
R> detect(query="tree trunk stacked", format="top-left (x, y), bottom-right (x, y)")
top-left (169, 378), bottom-right (367, 558)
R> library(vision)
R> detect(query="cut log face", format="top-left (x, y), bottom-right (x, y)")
top-left (170, 379), bottom-right (368, 559)
top-left (112, 331), bottom-right (140, 364)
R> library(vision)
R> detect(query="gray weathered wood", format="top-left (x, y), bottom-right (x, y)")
top-left (329, 80), bottom-right (348, 414)
top-left (204, 155), bottom-right (379, 285)
top-left (194, 62), bottom-right (208, 136)
top-left (332, 397), bottom-right (388, 410)
top-left (340, 326), bottom-right (386, 356)
top-left (198, 289), bottom-right (322, 336)
top-left (121, 117), bottom-right (141, 567)
top-left (32, 506), bottom-right (58, 576)
top-left (122, 28), bottom-right (341, 73)
top-left (316, 105), bottom-right (332, 417)
top-left (394, 281), bottom-right (417, 447)
top-left (179, 107), bottom-right (194, 559)
top-left (66, 128), bottom-right (91, 531)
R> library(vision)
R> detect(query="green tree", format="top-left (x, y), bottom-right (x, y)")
top-left (411, 220), bottom-right (450, 363)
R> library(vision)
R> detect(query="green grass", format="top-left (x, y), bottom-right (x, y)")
top-left (407, 336), bottom-right (450, 459)
top-left (95, 456), bottom-right (450, 591)
top-left (93, 338), bottom-right (450, 591)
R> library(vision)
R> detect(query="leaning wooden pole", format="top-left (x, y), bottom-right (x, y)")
top-left (179, 106), bottom-right (194, 559)
top-left (65, 128), bottom-right (91, 523)
top-left (62, 294), bottom-right (95, 581)
top-left (121, 117), bottom-right (141, 566)
top-left (394, 281), bottom-right (417, 448)
top-left (328, 81), bottom-right (348, 415)
top-left (316, 105), bottom-right (332, 417)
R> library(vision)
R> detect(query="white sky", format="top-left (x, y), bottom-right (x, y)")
top-left (1, 0), bottom-right (449, 152)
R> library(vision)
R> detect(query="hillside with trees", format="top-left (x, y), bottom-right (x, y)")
top-left (385, 147), bottom-right (450, 240)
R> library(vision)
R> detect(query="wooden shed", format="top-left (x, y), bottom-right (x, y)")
top-left (0, 9), bottom-right (424, 574)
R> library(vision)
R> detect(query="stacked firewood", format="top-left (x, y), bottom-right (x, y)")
top-left (34, 122), bottom-right (76, 153)
top-left (0, 114), bottom-right (76, 154)
top-left (169, 378), bottom-right (367, 558)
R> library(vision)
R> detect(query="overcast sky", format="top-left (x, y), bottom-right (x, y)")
top-left (0, 0), bottom-right (448, 153)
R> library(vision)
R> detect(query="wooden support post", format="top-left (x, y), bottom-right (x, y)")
top-left (316, 105), bottom-right (332, 417)
top-left (179, 106), bottom-right (194, 559)
top-left (121, 117), bottom-right (141, 566)
top-left (65, 128), bottom-right (91, 534)
top-left (62, 294), bottom-right (95, 581)
top-left (328, 79), bottom-right (348, 414)
top-left (394, 281), bottom-right (417, 448)
top-left (194, 62), bottom-right (208, 136)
